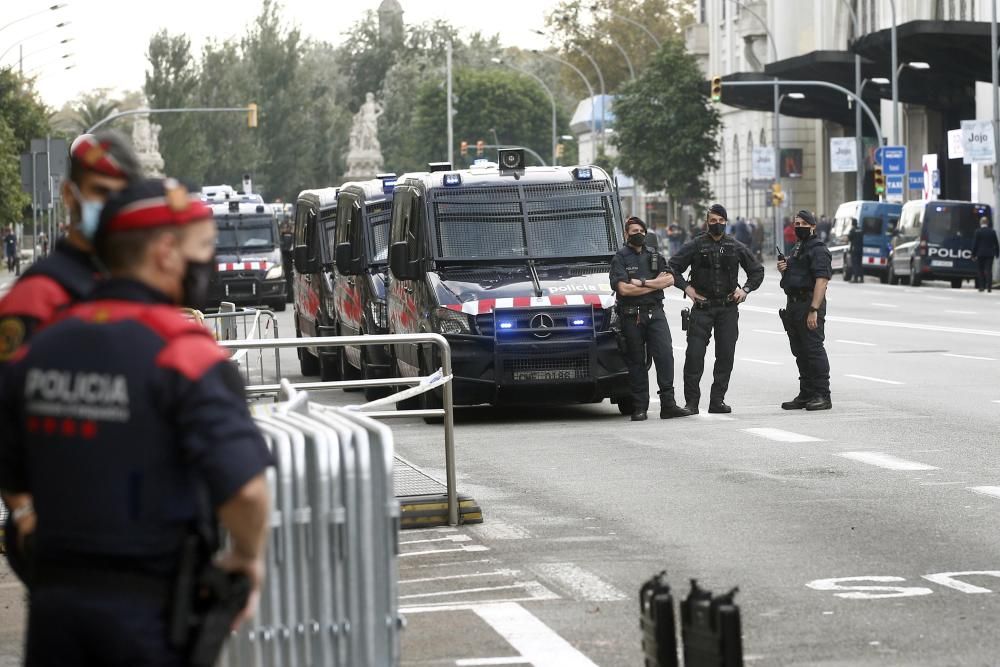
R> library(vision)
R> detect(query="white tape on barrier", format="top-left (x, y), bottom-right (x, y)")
top-left (344, 369), bottom-right (452, 412)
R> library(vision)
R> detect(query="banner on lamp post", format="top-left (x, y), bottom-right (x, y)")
top-left (751, 147), bottom-right (775, 181)
top-left (829, 137), bottom-right (857, 173)
top-left (960, 120), bottom-right (996, 164)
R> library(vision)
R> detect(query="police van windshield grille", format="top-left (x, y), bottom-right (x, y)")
top-left (366, 201), bottom-right (392, 262)
top-left (432, 186), bottom-right (618, 259)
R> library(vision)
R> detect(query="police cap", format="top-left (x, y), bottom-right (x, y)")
top-left (97, 178), bottom-right (212, 237)
top-left (795, 209), bottom-right (817, 226)
top-left (708, 203), bottom-right (728, 221)
top-left (625, 216), bottom-right (647, 232)
top-left (70, 131), bottom-right (141, 181)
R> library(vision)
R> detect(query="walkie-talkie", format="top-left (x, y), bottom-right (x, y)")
top-left (776, 245), bottom-right (786, 262)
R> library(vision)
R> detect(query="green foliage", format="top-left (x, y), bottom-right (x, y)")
top-left (0, 68), bottom-right (49, 224)
top-left (611, 38), bottom-right (720, 205)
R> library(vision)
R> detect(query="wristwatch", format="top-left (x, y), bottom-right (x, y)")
top-left (808, 306), bottom-right (819, 313)
top-left (641, 279), bottom-right (646, 287)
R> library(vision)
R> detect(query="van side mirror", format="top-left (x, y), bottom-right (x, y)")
top-left (335, 242), bottom-right (354, 275)
top-left (294, 245), bottom-right (320, 274)
top-left (390, 241), bottom-right (422, 281)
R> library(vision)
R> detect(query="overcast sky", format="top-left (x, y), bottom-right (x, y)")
top-left (3, 0), bottom-right (559, 109)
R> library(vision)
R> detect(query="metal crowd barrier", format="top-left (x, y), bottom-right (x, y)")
top-left (198, 303), bottom-right (282, 386)
top-left (219, 334), bottom-right (459, 526)
top-left (224, 383), bottom-right (401, 667)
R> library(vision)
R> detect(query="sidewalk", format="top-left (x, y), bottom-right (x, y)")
top-left (0, 564), bottom-right (25, 665)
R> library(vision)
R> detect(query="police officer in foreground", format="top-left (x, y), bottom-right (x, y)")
top-left (669, 204), bottom-right (764, 414)
top-left (778, 209), bottom-right (833, 411)
top-left (0, 178), bottom-right (273, 665)
top-left (610, 216), bottom-right (691, 421)
top-left (0, 132), bottom-right (140, 362)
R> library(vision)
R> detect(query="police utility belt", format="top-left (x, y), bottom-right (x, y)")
top-left (617, 303), bottom-right (662, 316)
top-left (784, 288), bottom-right (813, 303)
top-left (692, 296), bottom-right (737, 309)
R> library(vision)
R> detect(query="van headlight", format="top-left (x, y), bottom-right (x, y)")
top-left (265, 265), bottom-right (284, 280)
top-left (433, 307), bottom-right (472, 335)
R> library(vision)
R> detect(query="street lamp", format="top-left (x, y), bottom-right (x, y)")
top-left (11, 37), bottom-right (73, 64)
top-left (553, 14), bottom-right (635, 81)
top-left (531, 49), bottom-right (597, 154)
top-left (26, 52), bottom-right (73, 75)
top-left (774, 92), bottom-right (805, 221)
top-left (491, 57), bottom-right (558, 165)
top-left (534, 30), bottom-right (607, 150)
top-left (0, 3), bottom-right (68, 33)
top-left (0, 20), bottom-right (70, 65)
top-left (590, 5), bottom-right (661, 48)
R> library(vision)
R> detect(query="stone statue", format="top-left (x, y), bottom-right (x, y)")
top-left (344, 92), bottom-right (385, 180)
top-left (131, 114), bottom-right (165, 177)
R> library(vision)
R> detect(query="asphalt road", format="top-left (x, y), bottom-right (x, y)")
top-left (1, 270), bottom-right (999, 666)
top-left (268, 272), bottom-right (1000, 666)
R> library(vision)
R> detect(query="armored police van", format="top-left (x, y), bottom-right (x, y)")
top-left (386, 152), bottom-right (631, 413)
top-left (888, 199), bottom-right (992, 287)
top-left (332, 175), bottom-right (396, 400)
top-left (208, 199), bottom-right (287, 310)
top-left (829, 200), bottom-right (902, 282)
top-left (291, 187), bottom-right (338, 378)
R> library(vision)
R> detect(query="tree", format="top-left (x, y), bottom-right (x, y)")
top-left (545, 0), bottom-right (695, 97)
top-left (69, 91), bottom-right (120, 134)
top-left (0, 68), bottom-right (49, 226)
top-left (612, 38), bottom-right (720, 204)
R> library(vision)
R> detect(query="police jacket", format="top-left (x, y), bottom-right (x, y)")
top-left (0, 240), bottom-right (98, 362)
top-left (973, 226), bottom-right (1000, 259)
top-left (781, 236), bottom-right (833, 292)
top-left (0, 278), bottom-right (272, 576)
top-left (848, 227), bottom-right (863, 253)
top-left (609, 243), bottom-right (668, 307)
top-left (668, 232), bottom-right (763, 299)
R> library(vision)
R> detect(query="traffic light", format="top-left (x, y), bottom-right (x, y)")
top-left (247, 103), bottom-right (258, 128)
top-left (476, 140), bottom-right (485, 157)
top-left (711, 75), bottom-right (722, 102)
top-left (556, 143), bottom-right (565, 161)
top-left (460, 140), bottom-right (469, 156)
top-left (873, 165), bottom-right (886, 196)
top-left (771, 182), bottom-right (784, 208)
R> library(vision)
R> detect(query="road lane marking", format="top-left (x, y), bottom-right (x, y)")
top-left (470, 521), bottom-right (532, 541)
top-left (739, 358), bottom-right (783, 365)
top-left (740, 305), bottom-right (1000, 337)
top-left (837, 451), bottom-right (938, 471)
top-left (752, 329), bottom-right (786, 335)
top-left (969, 486), bottom-right (1000, 499)
top-left (945, 310), bottom-right (977, 315)
top-left (456, 658), bottom-right (531, 666)
top-left (473, 603), bottom-right (601, 667)
top-left (401, 545), bottom-right (490, 558)
top-left (693, 413), bottom-right (737, 422)
top-left (401, 569), bottom-right (521, 585)
top-left (871, 302), bottom-right (898, 308)
top-left (845, 374), bottom-right (903, 385)
top-left (835, 339), bottom-right (876, 346)
top-left (408, 558), bottom-right (493, 569)
top-left (942, 353), bottom-right (996, 361)
top-left (402, 526), bottom-right (459, 534)
top-left (400, 582), bottom-right (548, 600)
top-left (533, 563), bottom-right (627, 601)
top-left (742, 428), bottom-right (822, 443)
top-left (400, 535), bottom-right (472, 546)
top-left (922, 571), bottom-right (1000, 594)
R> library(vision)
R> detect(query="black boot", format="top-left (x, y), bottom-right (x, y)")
top-left (805, 395), bottom-right (832, 411)
top-left (708, 400), bottom-right (732, 414)
top-left (631, 411), bottom-right (648, 421)
top-left (660, 402), bottom-right (692, 419)
top-left (781, 395), bottom-right (812, 410)
top-left (685, 402), bottom-right (699, 415)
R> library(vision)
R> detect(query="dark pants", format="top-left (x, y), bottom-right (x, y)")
top-left (621, 305), bottom-right (677, 412)
top-left (782, 299), bottom-right (830, 399)
top-left (684, 302), bottom-right (739, 405)
top-left (26, 586), bottom-right (186, 667)
top-left (850, 251), bottom-right (864, 281)
top-left (976, 257), bottom-right (994, 291)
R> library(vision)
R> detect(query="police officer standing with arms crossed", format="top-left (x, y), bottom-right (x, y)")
top-left (778, 209), bottom-right (833, 411)
top-left (0, 178), bottom-right (273, 665)
top-left (668, 204), bottom-right (763, 414)
top-left (610, 216), bottom-right (691, 421)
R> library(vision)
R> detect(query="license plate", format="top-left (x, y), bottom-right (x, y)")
top-left (513, 369), bottom-right (582, 381)
top-left (930, 260), bottom-right (953, 268)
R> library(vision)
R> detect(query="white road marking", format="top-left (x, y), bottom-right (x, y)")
top-left (533, 563), bottom-right (627, 601)
top-left (945, 310), bottom-right (977, 315)
top-left (456, 658), bottom-right (531, 666)
top-left (743, 427), bottom-right (822, 443)
top-left (741, 305), bottom-right (1000, 337)
top-left (968, 486), bottom-right (1000, 499)
top-left (400, 582), bottom-right (546, 600)
top-left (402, 526), bottom-right (459, 534)
top-left (470, 521), bottom-right (532, 541)
top-left (922, 571), bottom-right (1000, 594)
top-left (844, 374), bottom-right (903, 385)
top-left (408, 558), bottom-right (493, 569)
top-left (837, 451), bottom-right (938, 471)
top-left (941, 353), bottom-right (996, 361)
top-left (473, 603), bottom-right (601, 667)
top-left (400, 545), bottom-right (490, 558)
top-left (871, 302), bottom-right (898, 308)
top-left (693, 412), bottom-right (737, 421)
top-left (752, 329), bottom-right (786, 335)
top-left (401, 570), bottom-right (521, 585)
top-left (739, 358), bottom-right (783, 366)
top-left (400, 534), bottom-right (472, 546)
top-left (835, 339), bottom-right (876, 347)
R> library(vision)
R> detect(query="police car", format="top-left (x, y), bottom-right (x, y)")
top-left (208, 198), bottom-right (287, 310)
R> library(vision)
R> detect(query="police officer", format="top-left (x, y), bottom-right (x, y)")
top-left (778, 209), bottom-right (833, 411)
top-left (610, 216), bottom-right (691, 421)
top-left (669, 204), bottom-right (764, 414)
top-left (0, 178), bottom-right (273, 665)
top-left (0, 131), bottom-right (140, 362)
top-left (847, 219), bottom-right (864, 283)
top-left (972, 216), bottom-right (998, 292)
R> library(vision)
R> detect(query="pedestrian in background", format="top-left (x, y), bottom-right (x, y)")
top-left (972, 215), bottom-right (999, 292)
top-left (750, 218), bottom-right (764, 261)
top-left (783, 217), bottom-right (796, 254)
top-left (732, 216), bottom-right (752, 247)
top-left (666, 222), bottom-right (685, 256)
top-left (3, 228), bottom-right (16, 273)
top-left (847, 219), bottom-right (864, 283)
top-left (777, 209), bottom-right (832, 411)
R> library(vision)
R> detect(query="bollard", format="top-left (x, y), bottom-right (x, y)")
top-left (639, 571), bottom-right (679, 667)
top-left (680, 579), bottom-right (743, 667)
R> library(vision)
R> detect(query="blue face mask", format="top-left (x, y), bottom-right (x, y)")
top-left (70, 183), bottom-right (104, 241)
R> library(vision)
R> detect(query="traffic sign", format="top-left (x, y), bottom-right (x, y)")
top-left (908, 171), bottom-right (923, 190)
top-left (879, 146), bottom-right (906, 202)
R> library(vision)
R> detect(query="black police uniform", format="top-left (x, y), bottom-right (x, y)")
top-left (847, 225), bottom-right (864, 282)
top-left (0, 278), bottom-right (273, 666)
top-left (609, 243), bottom-right (683, 416)
top-left (780, 236), bottom-right (833, 405)
top-left (972, 224), bottom-right (999, 291)
top-left (669, 232), bottom-right (764, 409)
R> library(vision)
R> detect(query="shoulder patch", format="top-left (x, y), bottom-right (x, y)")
top-left (0, 275), bottom-right (71, 323)
top-left (0, 317), bottom-right (26, 361)
top-left (155, 332), bottom-right (230, 381)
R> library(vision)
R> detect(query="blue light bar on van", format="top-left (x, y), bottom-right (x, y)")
top-left (382, 178), bottom-right (397, 194)
top-left (443, 173), bottom-right (462, 187)
top-left (573, 167), bottom-right (593, 181)
top-left (571, 318), bottom-right (586, 326)
top-left (498, 321), bottom-right (514, 330)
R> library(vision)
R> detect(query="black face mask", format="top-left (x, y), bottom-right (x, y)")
top-left (628, 232), bottom-right (646, 247)
top-left (708, 223), bottom-right (725, 237)
top-left (794, 226), bottom-right (813, 241)
top-left (181, 258), bottom-right (216, 310)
